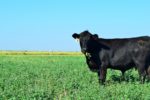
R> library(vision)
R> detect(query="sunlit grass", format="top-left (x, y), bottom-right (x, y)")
top-left (0, 54), bottom-right (150, 99)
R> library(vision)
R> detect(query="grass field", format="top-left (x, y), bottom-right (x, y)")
top-left (0, 52), bottom-right (150, 99)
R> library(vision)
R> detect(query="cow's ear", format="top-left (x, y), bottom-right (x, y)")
top-left (72, 33), bottom-right (80, 39)
top-left (91, 34), bottom-right (99, 40)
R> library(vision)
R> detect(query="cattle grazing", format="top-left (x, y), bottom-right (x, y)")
top-left (72, 30), bottom-right (150, 84)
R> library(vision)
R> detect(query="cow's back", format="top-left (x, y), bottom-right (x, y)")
top-left (98, 36), bottom-right (150, 69)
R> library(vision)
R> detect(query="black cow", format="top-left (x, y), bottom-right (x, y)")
top-left (72, 30), bottom-right (150, 84)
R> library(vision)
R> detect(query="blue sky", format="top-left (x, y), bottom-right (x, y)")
top-left (0, 0), bottom-right (150, 51)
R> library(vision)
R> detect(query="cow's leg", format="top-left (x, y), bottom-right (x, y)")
top-left (146, 66), bottom-right (150, 81)
top-left (121, 70), bottom-right (125, 81)
top-left (97, 71), bottom-right (101, 84)
top-left (137, 65), bottom-right (146, 84)
top-left (97, 67), bottom-right (107, 85)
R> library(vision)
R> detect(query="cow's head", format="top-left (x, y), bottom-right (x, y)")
top-left (72, 30), bottom-right (99, 54)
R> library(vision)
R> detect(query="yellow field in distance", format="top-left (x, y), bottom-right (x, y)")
top-left (0, 51), bottom-right (82, 56)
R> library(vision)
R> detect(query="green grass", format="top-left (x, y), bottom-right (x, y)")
top-left (0, 55), bottom-right (150, 100)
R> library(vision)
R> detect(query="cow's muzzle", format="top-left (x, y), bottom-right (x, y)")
top-left (82, 48), bottom-right (88, 54)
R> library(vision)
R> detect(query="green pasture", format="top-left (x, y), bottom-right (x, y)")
top-left (0, 53), bottom-right (150, 99)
